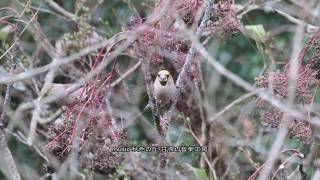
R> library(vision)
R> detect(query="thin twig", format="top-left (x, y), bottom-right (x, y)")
top-left (176, 11), bottom-right (320, 127)
top-left (0, 19), bottom-right (22, 180)
top-left (187, 119), bottom-right (217, 180)
top-left (43, 0), bottom-right (78, 21)
top-left (0, 7), bottom-right (41, 61)
top-left (210, 90), bottom-right (260, 123)
top-left (257, 23), bottom-right (305, 180)
top-left (166, 0), bottom-right (214, 134)
top-left (111, 61), bottom-right (142, 87)
top-left (0, 31), bottom-right (133, 84)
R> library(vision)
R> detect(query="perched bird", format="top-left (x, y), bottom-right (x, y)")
top-left (154, 70), bottom-right (175, 107)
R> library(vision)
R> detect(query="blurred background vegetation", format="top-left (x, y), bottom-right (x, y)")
top-left (1, 0), bottom-right (319, 179)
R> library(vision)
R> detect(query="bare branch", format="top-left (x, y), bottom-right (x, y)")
top-left (166, 0), bottom-right (214, 134)
top-left (0, 19), bottom-right (22, 180)
top-left (0, 31), bottom-right (133, 84)
top-left (111, 61), bottom-right (142, 87)
top-left (43, 0), bottom-right (78, 21)
top-left (210, 90), bottom-right (260, 123)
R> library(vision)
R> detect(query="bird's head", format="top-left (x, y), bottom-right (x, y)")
top-left (156, 70), bottom-right (172, 86)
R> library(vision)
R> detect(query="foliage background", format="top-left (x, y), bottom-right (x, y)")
top-left (0, 0), bottom-right (320, 179)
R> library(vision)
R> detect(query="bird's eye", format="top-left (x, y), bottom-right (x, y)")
top-left (166, 74), bottom-right (169, 78)
top-left (158, 74), bottom-right (160, 76)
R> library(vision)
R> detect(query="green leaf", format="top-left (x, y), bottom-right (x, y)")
top-left (244, 25), bottom-right (267, 42)
top-left (0, 25), bottom-right (13, 41)
top-left (187, 163), bottom-right (209, 180)
top-left (116, 165), bottom-right (125, 175)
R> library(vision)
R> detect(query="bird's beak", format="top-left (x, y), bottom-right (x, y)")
top-left (159, 76), bottom-right (168, 86)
